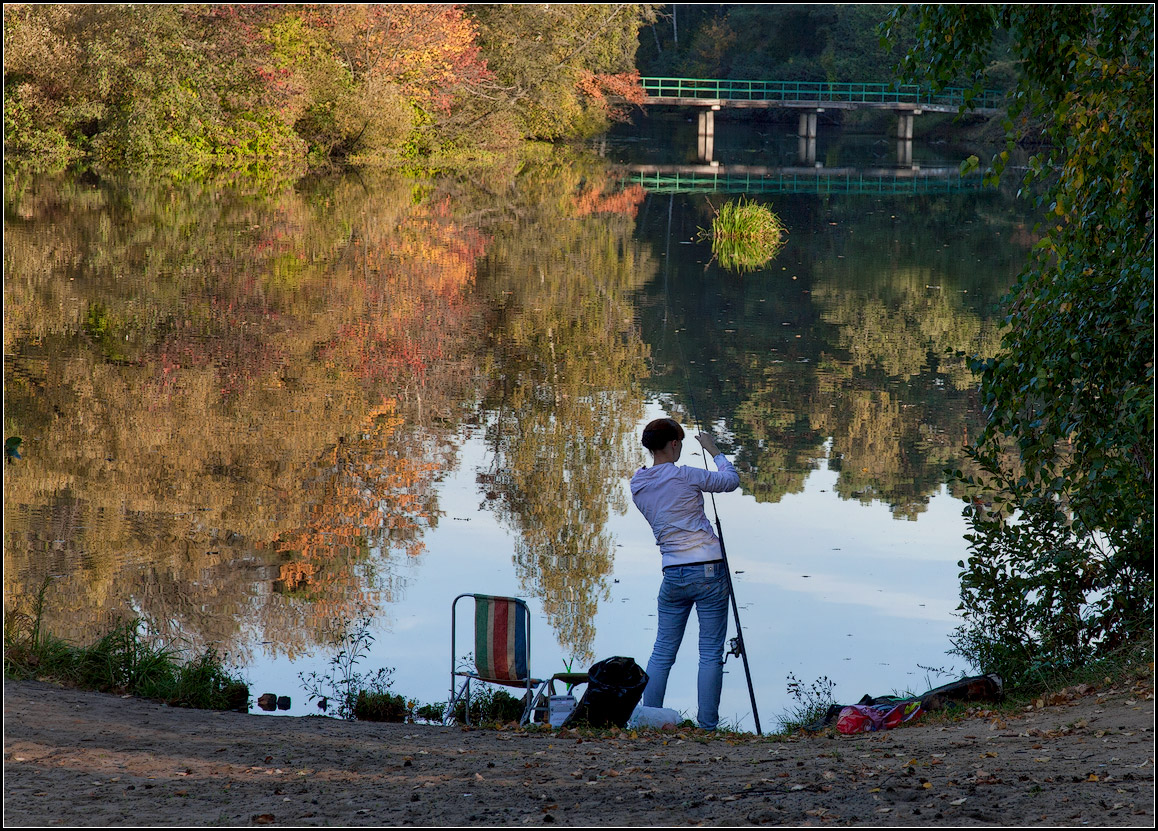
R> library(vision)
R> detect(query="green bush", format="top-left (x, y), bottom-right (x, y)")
top-left (892, 4), bottom-right (1154, 691)
top-left (451, 686), bottom-right (528, 725)
top-left (353, 690), bottom-right (411, 722)
top-left (4, 590), bottom-right (249, 713)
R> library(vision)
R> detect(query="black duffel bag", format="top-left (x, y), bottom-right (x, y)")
top-left (562, 656), bottom-right (648, 729)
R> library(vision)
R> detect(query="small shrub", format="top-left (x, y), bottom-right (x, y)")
top-left (354, 690), bottom-right (411, 722)
top-left (451, 686), bottom-right (527, 725)
top-left (73, 619), bottom-right (179, 696)
top-left (777, 673), bottom-right (837, 734)
top-left (299, 607), bottom-right (394, 721)
top-left (170, 648), bottom-right (250, 712)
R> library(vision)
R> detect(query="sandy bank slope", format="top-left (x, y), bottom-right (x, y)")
top-left (3, 678), bottom-right (1152, 827)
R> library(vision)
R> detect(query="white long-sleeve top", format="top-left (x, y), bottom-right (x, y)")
top-left (630, 453), bottom-right (740, 568)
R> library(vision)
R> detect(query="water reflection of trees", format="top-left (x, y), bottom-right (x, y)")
top-left (635, 191), bottom-right (1027, 517)
top-left (473, 153), bottom-right (656, 662)
top-left (3, 170), bottom-right (484, 660)
top-left (4, 160), bottom-right (1032, 675)
top-left (809, 263), bottom-right (1004, 518)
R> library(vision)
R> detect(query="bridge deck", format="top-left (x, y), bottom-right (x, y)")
top-left (645, 98), bottom-right (964, 114)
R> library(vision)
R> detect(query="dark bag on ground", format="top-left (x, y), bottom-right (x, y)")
top-left (562, 656), bottom-right (648, 729)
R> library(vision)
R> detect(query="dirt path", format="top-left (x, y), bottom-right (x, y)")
top-left (3, 677), bottom-right (1152, 826)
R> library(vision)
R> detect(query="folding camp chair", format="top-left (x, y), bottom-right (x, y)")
top-left (448, 593), bottom-right (586, 726)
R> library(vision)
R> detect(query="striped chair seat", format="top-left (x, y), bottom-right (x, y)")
top-left (472, 594), bottom-right (531, 684)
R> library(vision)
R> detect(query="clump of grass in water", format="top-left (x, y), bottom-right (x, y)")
top-left (4, 577), bottom-right (249, 711)
top-left (699, 196), bottom-right (786, 273)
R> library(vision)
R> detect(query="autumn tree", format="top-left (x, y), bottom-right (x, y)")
top-left (465, 4), bottom-right (658, 140)
top-left (3, 4), bottom-right (301, 171)
top-left (3, 4), bottom-right (495, 171)
top-left (270, 5), bottom-right (493, 164)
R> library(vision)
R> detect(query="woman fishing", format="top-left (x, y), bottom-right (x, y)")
top-left (630, 417), bottom-right (740, 730)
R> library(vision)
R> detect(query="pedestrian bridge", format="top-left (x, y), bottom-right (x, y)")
top-left (631, 78), bottom-right (1004, 164)
top-left (638, 78), bottom-right (1004, 115)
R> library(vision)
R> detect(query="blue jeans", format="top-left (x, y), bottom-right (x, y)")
top-left (642, 562), bottom-right (731, 729)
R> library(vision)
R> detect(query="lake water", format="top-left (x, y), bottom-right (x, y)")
top-left (3, 119), bottom-right (1040, 731)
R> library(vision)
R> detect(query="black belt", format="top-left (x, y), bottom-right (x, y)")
top-left (663, 559), bottom-right (723, 572)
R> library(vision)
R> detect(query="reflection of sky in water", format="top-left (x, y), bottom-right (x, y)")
top-left (250, 400), bottom-right (969, 731)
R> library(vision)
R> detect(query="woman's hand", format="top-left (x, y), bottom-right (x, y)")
top-left (696, 433), bottom-right (721, 457)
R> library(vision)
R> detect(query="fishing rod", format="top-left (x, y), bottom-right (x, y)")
top-left (685, 393), bottom-right (763, 737)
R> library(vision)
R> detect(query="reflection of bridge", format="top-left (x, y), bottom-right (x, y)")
top-left (635, 78), bottom-right (1004, 163)
top-left (619, 164), bottom-right (982, 196)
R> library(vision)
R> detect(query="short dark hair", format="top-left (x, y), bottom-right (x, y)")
top-left (641, 418), bottom-right (684, 451)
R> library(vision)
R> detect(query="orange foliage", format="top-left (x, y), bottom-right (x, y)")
top-left (573, 182), bottom-right (646, 218)
top-left (306, 4), bottom-right (490, 111)
top-left (266, 202), bottom-right (487, 622)
top-left (279, 560), bottom-right (318, 593)
top-left (575, 70), bottom-right (646, 122)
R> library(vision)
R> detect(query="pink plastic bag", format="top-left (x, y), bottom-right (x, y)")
top-left (836, 705), bottom-right (884, 734)
top-left (836, 701), bottom-right (922, 734)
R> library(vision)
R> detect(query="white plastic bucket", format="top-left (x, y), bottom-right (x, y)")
top-left (547, 695), bottom-right (577, 727)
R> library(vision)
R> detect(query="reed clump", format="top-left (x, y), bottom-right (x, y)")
top-left (700, 197), bottom-right (786, 273)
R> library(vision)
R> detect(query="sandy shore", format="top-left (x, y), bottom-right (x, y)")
top-left (3, 676), bottom-right (1152, 827)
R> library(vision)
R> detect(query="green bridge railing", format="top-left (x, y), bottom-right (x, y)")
top-left (640, 78), bottom-right (1005, 110)
top-left (620, 170), bottom-right (984, 196)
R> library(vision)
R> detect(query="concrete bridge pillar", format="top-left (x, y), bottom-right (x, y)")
top-left (896, 109), bottom-right (920, 166)
top-left (697, 105), bottom-right (720, 163)
top-left (797, 109), bottom-right (822, 139)
top-left (895, 108), bottom-right (921, 139)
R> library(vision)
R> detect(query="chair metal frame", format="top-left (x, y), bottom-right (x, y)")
top-left (448, 593), bottom-right (588, 726)
top-left (449, 593), bottom-right (543, 726)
